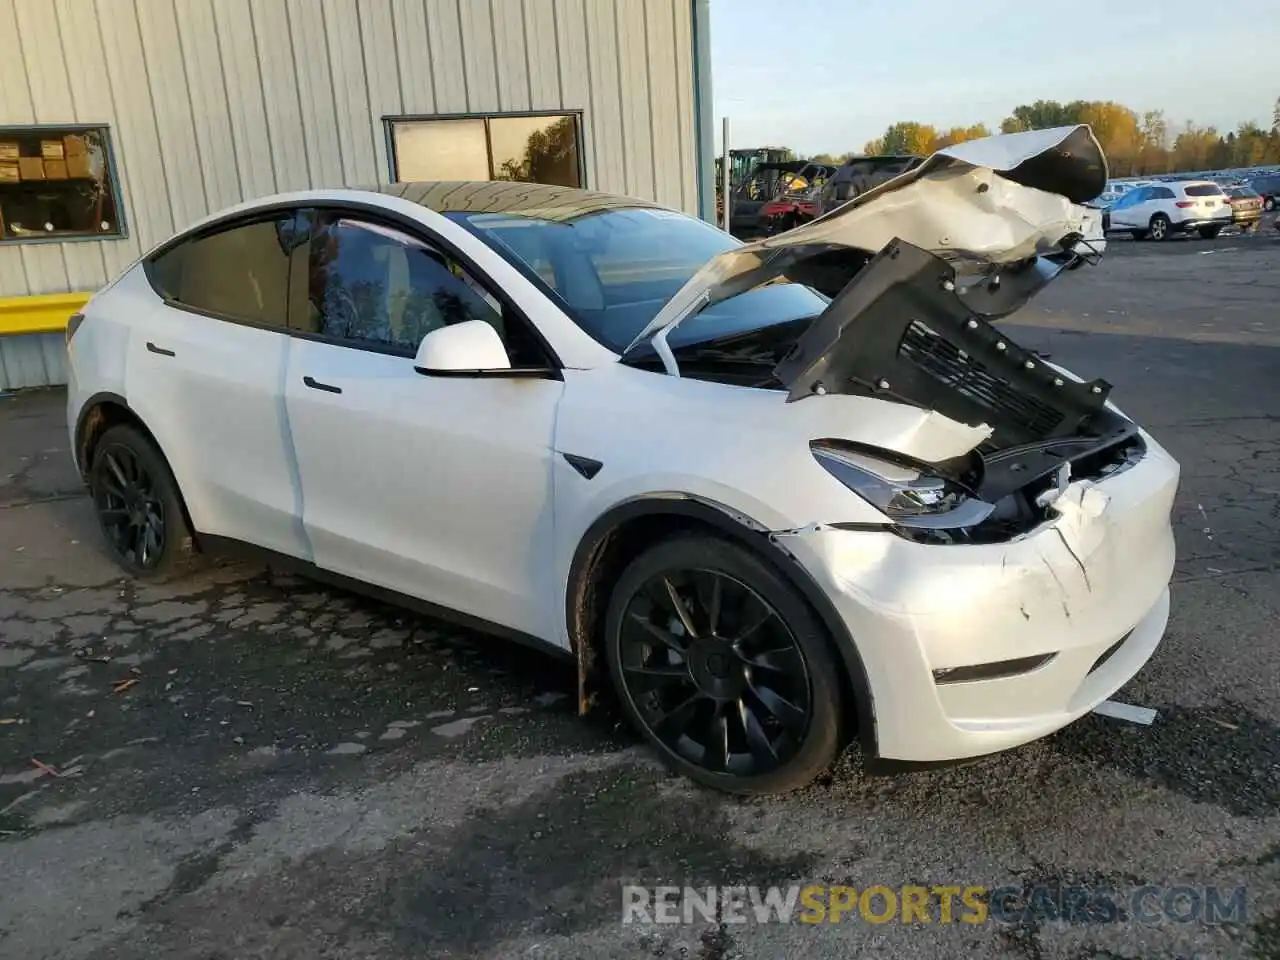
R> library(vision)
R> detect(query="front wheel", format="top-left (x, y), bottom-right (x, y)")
top-left (604, 534), bottom-right (844, 795)
top-left (88, 424), bottom-right (198, 579)
top-left (1148, 214), bottom-right (1171, 241)
top-left (1198, 225), bottom-right (1223, 239)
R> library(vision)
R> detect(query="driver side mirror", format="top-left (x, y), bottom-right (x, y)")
top-left (413, 319), bottom-right (556, 380)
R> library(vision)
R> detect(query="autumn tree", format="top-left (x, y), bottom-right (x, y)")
top-left (1138, 110), bottom-right (1170, 174)
top-left (999, 100), bottom-right (1086, 133)
top-left (1171, 123), bottom-right (1219, 171)
top-left (841, 97), bottom-right (1280, 174)
top-left (863, 121), bottom-right (941, 156)
top-left (934, 123), bottom-right (991, 147)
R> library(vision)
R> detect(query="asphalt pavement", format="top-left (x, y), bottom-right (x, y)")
top-left (2, 227), bottom-right (1279, 960)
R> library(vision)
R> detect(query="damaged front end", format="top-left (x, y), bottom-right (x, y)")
top-left (784, 237), bottom-right (1145, 545)
top-left (626, 124), bottom-right (1134, 545)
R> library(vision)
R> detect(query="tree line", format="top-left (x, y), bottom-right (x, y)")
top-left (803, 98), bottom-right (1280, 175)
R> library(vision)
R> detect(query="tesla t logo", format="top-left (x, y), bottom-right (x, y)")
top-left (1035, 463), bottom-right (1073, 509)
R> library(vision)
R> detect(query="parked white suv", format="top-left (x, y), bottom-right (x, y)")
top-left (64, 126), bottom-right (1178, 795)
top-left (1105, 180), bottom-right (1232, 240)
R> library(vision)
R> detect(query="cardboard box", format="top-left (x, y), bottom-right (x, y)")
top-left (0, 162), bottom-right (19, 184)
top-left (18, 157), bottom-right (45, 180)
top-left (41, 139), bottom-right (65, 160)
top-left (0, 142), bottom-right (18, 162)
top-left (44, 159), bottom-right (68, 180)
top-left (66, 153), bottom-right (93, 179)
top-left (63, 134), bottom-right (88, 156)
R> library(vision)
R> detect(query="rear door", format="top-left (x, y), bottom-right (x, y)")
top-left (128, 211), bottom-right (311, 559)
top-left (1109, 188), bottom-right (1147, 229)
top-left (282, 209), bottom-right (564, 637)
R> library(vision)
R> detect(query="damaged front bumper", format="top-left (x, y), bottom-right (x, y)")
top-left (776, 431), bottom-right (1179, 763)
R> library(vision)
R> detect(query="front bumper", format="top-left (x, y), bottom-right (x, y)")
top-left (781, 433), bottom-right (1179, 762)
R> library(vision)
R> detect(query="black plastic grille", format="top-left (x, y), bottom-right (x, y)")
top-left (899, 320), bottom-right (1063, 438)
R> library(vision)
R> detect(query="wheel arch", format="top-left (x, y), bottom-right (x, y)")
top-left (564, 493), bottom-right (877, 756)
top-left (74, 392), bottom-right (198, 536)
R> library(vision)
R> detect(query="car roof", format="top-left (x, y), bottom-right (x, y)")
top-left (373, 180), bottom-right (666, 221)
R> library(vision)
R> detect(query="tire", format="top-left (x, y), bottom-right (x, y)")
top-left (1265, 196), bottom-right (1276, 212)
top-left (88, 423), bottom-right (199, 580)
top-left (1148, 214), bottom-right (1171, 241)
top-left (1197, 225), bottom-right (1222, 239)
top-left (604, 533), bottom-right (843, 795)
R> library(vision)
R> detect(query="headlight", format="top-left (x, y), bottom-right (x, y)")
top-left (810, 442), bottom-right (994, 529)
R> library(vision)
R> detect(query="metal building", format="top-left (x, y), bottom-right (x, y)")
top-left (0, 0), bottom-right (715, 389)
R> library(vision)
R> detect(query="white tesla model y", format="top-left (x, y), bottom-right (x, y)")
top-left (66, 126), bottom-right (1178, 794)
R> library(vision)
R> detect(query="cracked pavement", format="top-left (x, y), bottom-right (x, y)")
top-left (2, 232), bottom-right (1279, 959)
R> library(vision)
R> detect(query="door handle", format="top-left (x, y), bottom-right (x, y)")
top-left (302, 375), bottom-right (342, 394)
top-left (146, 341), bottom-right (175, 357)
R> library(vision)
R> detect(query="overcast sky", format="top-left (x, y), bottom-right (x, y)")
top-left (710, 0), bottom-right (1278, 154)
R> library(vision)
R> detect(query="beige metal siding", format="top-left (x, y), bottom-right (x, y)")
top-left (0, 0), bottom-right (698, 305)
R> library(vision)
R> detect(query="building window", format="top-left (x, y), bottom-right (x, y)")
top-left (387, 112), bottom-right (583, 188)
top-left (0, 125), bottom-right (123, 243)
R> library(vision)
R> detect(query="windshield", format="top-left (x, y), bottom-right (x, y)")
top-left (448, 206), bottom-right (828, 353)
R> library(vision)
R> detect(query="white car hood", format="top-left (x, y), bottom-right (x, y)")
top-left (624, 124), bottom-right (1109, 354)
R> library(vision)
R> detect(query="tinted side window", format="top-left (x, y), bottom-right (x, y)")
top-left (1152, 187), bottom-right (1175, 200)
top-left (148, 215), bottom-right (297, 326)
top-left (300, 214), bottom-right (543, 365)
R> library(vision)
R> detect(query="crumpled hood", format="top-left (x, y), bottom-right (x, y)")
top-left (623, 124), bottom-right (1108, 354)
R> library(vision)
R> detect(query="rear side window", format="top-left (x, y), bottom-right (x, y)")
top-left (1184, 184), bottom-right (1223, 197)
top-left (148, 214), bottom-right (299, 327)
top-left (1151, 187), bottom-right (1175, 200)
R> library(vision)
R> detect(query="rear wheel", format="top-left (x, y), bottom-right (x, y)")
top-left (1147, 214), bottom-right (1171, 241)
top-left (604, 534), bottom-right (843, 795)
top-left (1265, 196), bottom-right (1276, 212)
top-left (88, 424), bottom-right (198, 579)
top-left (1197, 225), bottom-right (1223, 239)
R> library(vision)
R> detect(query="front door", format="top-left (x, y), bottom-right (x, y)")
top-left (282, 210), bottom-right (564, 639)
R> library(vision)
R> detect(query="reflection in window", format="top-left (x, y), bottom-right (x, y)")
top-left (388, 113), bottom-right (582, 189)
top-left (489, 115), bottom-right (581, 188)
top-left (302, 216), bottom-right (504, 352)
top-left (0, 126), bottom-right (122, 242)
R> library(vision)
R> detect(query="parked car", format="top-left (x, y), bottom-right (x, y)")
top-left (1105, 180), bottom-right (1232, 240)
top-left (65, 126), bottom-right (1177, 795)
top-left (1244, 173), bottom-right (1280, 212)
top-left (1223, 184), bottom-right (1264, 232)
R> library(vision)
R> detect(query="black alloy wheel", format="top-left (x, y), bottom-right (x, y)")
top-left (88, 423), bottom-right (197, 578)
top-left (605, 535), bottom-right (843, 794)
